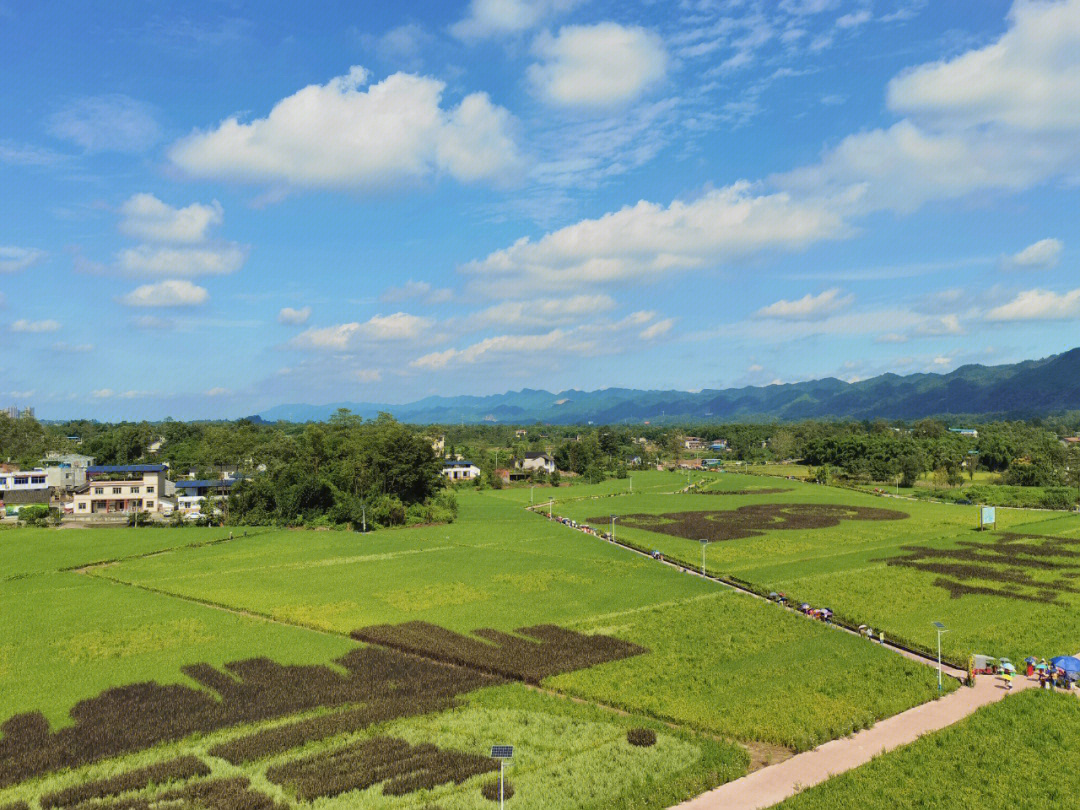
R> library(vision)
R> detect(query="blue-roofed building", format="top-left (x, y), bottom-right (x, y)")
top-left (175, 478), bottom-right (239, 514)
top-left (71, 464), bottom-right (171, 516)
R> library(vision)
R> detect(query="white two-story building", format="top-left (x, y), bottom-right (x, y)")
top-left (70, 464), bottom-right (171, 515)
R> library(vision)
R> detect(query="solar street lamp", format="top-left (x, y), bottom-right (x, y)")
top-left (610, 514), bottom-right (617, 544)
top-left (933, 621), bottom-right (948, 690)
top-left (700, 538), bottom-right (708, 576)
top-left (490, 745), bottom-right (514, 810)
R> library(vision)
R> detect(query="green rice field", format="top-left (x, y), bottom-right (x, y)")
top-left (1, 472), bottom-right (1073, 808)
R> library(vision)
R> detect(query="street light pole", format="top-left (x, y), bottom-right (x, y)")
top-left (610, 514), bottom-right (617, 544)
top-left (933, 622), bottom-right (948, 690)
top-left (701, 539), bottom-right (707, 576)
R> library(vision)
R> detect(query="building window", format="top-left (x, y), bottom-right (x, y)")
top-left (131, 487), bottom-right (140, 493)
top-left (14, 477), bottom-right (28, 485)
top-left (146, 486), bottom-right (155, 493)
top-left (147, 501), bottom-right (154, 508)
top-left (94, 487), bottom-right (104, 495)
top-left (32, 477), bottom-right (45, 485)
top-left (78, 502), bottom-right (86, 510)
top-left (113, 487), bottom-right (122, 494)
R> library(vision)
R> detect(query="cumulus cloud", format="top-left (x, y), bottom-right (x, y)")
top-left (1003, 238), bottom-right (1063, 270)
top-left (986, 288), bottom-right (1080, 321)
top-left (777, 0), bottom-right (1080, 213)
top-left (451, 0), bottom-right (581, 40)
top-left (278, 306), bottom-right (312, 325)
top-left (169, 66), bottom-right (524, 192)
top-left (119, 194), bottom-right (224, 243)
top-left (756, 288), bottom-right (853, 319)
top-left (528, 23), bottom-right (668, 109)
top-left (466, 182), bottom-right (850, 293)
top-left (117, 244), bottom-right (248, 277)
top-left (0, 246), bottom-right (47, 273)
top-left (291, 312), bottom-right (432, 350)
top-left (48, 95), bottom-right (159, 152)
top-left (120, 280), bottom-right (209, 308)
top-left (91, 389), bottom-right (114, 399)
top-left (11, 319), bottom-right (61, 333)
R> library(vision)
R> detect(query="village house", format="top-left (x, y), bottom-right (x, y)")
top-left (70, 464), bottom-right (171, 516)
top-left (440, 460), bottom-right (481, 481)
top-left (515, 452), bottom-right (556, 474)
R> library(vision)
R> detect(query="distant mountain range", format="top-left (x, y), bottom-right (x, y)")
top-left (256, 348), bottom-right (1080, 424)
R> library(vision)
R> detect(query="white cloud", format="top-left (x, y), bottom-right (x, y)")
top-left (527, 23), bottom-right (668, 109)
top-left (932, 355), bottom-right (952, 366)
top-left (474, 294), bottom-right (614, 327)
top-left (986, 288), bottom-right (1080, 321)
top-left (382, 280), bottom-right (455, 304)
top-left (120, 280), bottom-right (209, 308)
top-left (777, 0), bottom-right (1080, 214)
top-left (91, 389), bottom-right (114, 399)
top-left (278, 306), bottom-right (312, 325)
top-left (451, 0), bottom-right (581, 40)
top-left (640, 317), bottom-right (674, 340)
top-left (886, 1), bottom-right (1080, 132)
top-left (291, 312), bottom-right (432, 350)
top-left (411, 328), bottom-right (590, 369)
top-left (48, 95), bottom-right (159, 152)
top-left (755, 288), bottom-right (853, 319)
top-left (117, 244), bottom-right (248, 277)
top-left (1003, 238), bottom-right (1063, 270)
top-left (836, 9), bottom-right (872, 28)
top-left (349, 368), bottom-right (382, 383)
top-left (169, 66), bottom-right (524, 192)
top-left (132, 315), bottom-right (176, 330)
top-left (466, 182), bottom-right (850, 293)
top-left (204, 387), bottom-right (230, 396)
top-left (11, 319), bottom-right (60, 333)
top-left (0, 246), bottom-right (47, 273)
top-left (118, 194), bottom-right (224, 244)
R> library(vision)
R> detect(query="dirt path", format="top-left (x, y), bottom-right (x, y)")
top-left (672, 673), bottom-right (1039, 810)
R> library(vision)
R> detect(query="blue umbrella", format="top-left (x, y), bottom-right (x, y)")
top-left (1024, 656), bottom-right (1037, 665)
top-left (1050, 655), bottom-right (1080, 674)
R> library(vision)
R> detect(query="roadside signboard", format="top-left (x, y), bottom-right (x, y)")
top-left (980, 506), bottom-right (996, 529)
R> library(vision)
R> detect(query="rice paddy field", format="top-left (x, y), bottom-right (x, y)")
top-left (775, 689), bottom-right (1080, 808)
top-left (558, 473), bottom-right (1080, 667)
top-left (1, 470), bottom-right (1074, 808)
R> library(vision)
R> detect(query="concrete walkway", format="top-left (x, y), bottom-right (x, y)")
top-left (672, 674), bottom-right (1037, 810)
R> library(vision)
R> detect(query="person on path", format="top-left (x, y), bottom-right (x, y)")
top-left (1003, 671), bottom-right (1013, 690)
top-left (879, 630), bottom-right (885, 645)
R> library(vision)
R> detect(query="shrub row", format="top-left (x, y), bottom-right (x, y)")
top-left (599, 503), bottom-right (907, 544)
top-left (45, 777), bottom-right (283, 810)
top-left (267, 736), bottom-right (496, 800)
top-left (40, 755), bottom-right (209, 808)
top-left (0, 645), bottom-right (495, 787)
top-left (351, 622), bottom-right (646, 685)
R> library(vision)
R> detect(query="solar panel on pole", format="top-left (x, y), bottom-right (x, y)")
top-left (490, 745), bottom-right (514, 759)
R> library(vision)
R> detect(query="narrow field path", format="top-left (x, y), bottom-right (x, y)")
top-left (671, 673), bottom-right (1046, 810)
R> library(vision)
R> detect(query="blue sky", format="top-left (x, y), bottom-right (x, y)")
top-left (2, 0), bottom-right (1079, 420)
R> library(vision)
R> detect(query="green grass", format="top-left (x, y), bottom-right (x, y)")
top-left (774, 690), bottom-right (1080, 809)
top-left (0, 572), bottom-right (354, 726)
top-left (559, 474), bottom-right (1080, 665)
top-left (97, 494), bottom-right (716, 634)
top-left (547, 592), bottom-right (951, 752)
top-left (0, 525), bottom-right (243, 578)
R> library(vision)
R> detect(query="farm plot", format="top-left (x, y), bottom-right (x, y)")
top-left (98, 494), bottom-right (715, 635)
top-left (0, 572), bottom-right (354, 727)
top-left (562, 475), bottom-right (1080, 664)
top-left (774, 690), bottom-right (1080, 809)
top-left (0, 626), bottom-right (743, 810)
top-left (546, 591), bottom-right (949, 752)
